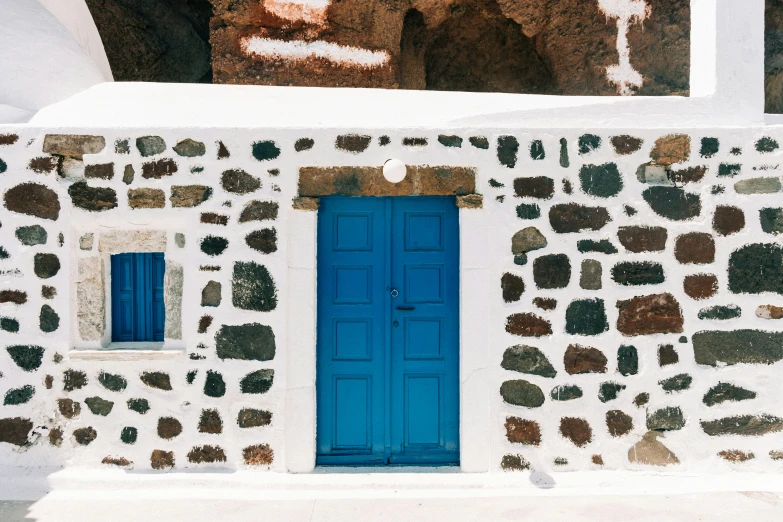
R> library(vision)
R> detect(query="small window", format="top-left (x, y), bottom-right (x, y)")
top-left (111, 253), bottom-right (165, 342)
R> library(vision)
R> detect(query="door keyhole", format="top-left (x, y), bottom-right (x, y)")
top-left (393, 320), bottom-right (399, 328)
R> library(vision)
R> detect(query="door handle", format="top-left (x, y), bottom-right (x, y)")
top-left (396, 306), bottom-right (415, 311)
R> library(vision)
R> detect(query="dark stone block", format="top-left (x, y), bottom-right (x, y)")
top-left (98, 372), bottom-right (127, 392)
top-left (114, 139), bottom-right (130, 154)
top-left (197, 315), bottom-right (213, 334)
top-left (238, 408), bottom-right (272, 428)
top-left (713, 206), bottom-right (745, 236)
top-left (611, 261), bottom-right (665, 286)
top-left (501, 273), bottom-right (525, 303)
top-left (728, 244), bottom-right (783, 294)
top-left (204, 370), bottom-right (226, 397)
top-left (157, 417), bottom-right (182, 439)
top-left (85, 396), bottom-right (114, 416)
top-left (217, 141), bottom-right (230, 159)
top-left (560, 417), bottom-right (592, 447)
top-left (4, 182), bottom-right (61, 220)
top-left (550, 384), bottom-right (582, 401)
top-left (187, 445), bottom-right (227, 464)
top-left (717, 163), bottom-right (741, 177)
top-left (647, 407), bottom-right (685, 431)
top-left (41, 287), bottom-right (56, 299)
top-left (559, 138), bottom-right (570, 167)
top-left (0, 418), bottom-right (33, 446)
top-left (170, 185), bottom-right (211, 207)
top-left (1, 317), bottom-right (19, 333)
top-left (617, 345), bottom-right (639, 376)
top-left (0, 134), bottom-right (19, 145)
top-left (3, 385), bottom-right (34, 406)
top-left (693, 330), bottom-right (783, 366)
top-left (565, 299), bottom-right (608, 336)
top-left (63, 369), bottom-right (88, 391)
top-left (73, 427), bottom-right (97, 445)
top-left (760, 208), bottom-right (783, 235)
top-left (252, 140), bottom-right (281, 161)
top-left (469, 136), bottom-right (489, 149)
top-left (616, 293), bottom-right (684, 336)
top-left (221, 169), bottom-right (261, 194)
top-left (140, 371), bottom-right (172, 391)
top-left (634, 393), bottom-right (650, 407)
top-left (674, 233), bottom-right (715, 264)
top-left (438, 135), bottom-right (462, 148)
top-left (128, 188), bottom-right (165, 209)
top-left (617, 226), bottom-right (667, 253)
top-left (136, 136), bottom-right (165, 156)
top-left (606, 410), bottom-right (633, 437)
top-left (684, 274), bottom-right (719, 300)
top-left (549, 204), bottom-right (611, 233)
top-left (215, 323), bottom-right (275, 361)
top-left (500, 380), bottom-right (545, 408)
top-left (598, 382), bottom-right (625, 403)
top-left (15, 225), bottom-right (47, 246)
top-left (68, 182), bottom-right (117, 212)
top-left (7, 345), bottom-right (44, 372)
top-left (756, 136), bottom-right (779, 153)
top-left (122, 165), bottom-right (134, 184)
top-left (127, 398), bottom-right (150, 414)
top-left (242, 444), bottom-right (273, 466)
top-left (658, 344), bottom-right (679, 366)
top-left (579, 163), bottom-right (623, 198)
top-left (497, 136), bottom-right (518, 168)
top-left (533, 254), bottom-right (571, 289)
top-left (334, 135), bottom-right (370, 153)
top-left (294, 138), bottom-right (314, 152)
top-left (529, 140), bottom-right (545, 160)
top-left (84, 163), bottom-right (114, 180)
top-left (121, 427), bottom-right (137, 444)
top-left (246, 228), bottom-right (277, 254)
top-left (28, 156), bottom-right (58, 174)
top-left (239, 200), bottom-right (278, 222)
top-left (701, 415), bottom-right (783, 437)
top-left (198, 409), bottom-right (222, 434)
top-left (58, 398), bottom-right (80, 418)
top-left (240, 369), bottom-right (274, 394)
top-left (700, 137), bottom-right (719, 158)
top-left (200, 235), bottom-right (228, 256)
top-left (151, 450), bottom-right (175, 469)
top-left (186, 370), bottom-right (197, 384)
top-left (703, 383), bottom-right (756, 407)
top-left (201, 281), bottom-right (221, 307)
top-left (173, 139), bottom-right (205, 157)
top-left (610, 135), bottom-right (643, 155)
top-left (33, 254), bottom-right (60, 279)
top-left (505, 313), bottom-right (552, 337)
top-left (643, 187), bottom-right (701, 221)
top-left (39, 304), bottom-right (59, 332)
top-left (577, 239), bottom-right (617, 254)
top-left (533, 297), bottom-right (557, 311)
top-left (1, 291), bottom-right (28, 305)
top-left (513, 176), bottom-right (554, 199)
top-left (501, 345), bottom-right (556, 378)
top-left (564, 344), bottom-right (607, 374)
top-left (232, 262), bottom-right (277, 312)
top-left (578, 134), bottom-right (602, 154)
top-left (515, 203), bottom-right (540, 220)
top-left (141, 159), bottom-right (178, 179)
top-left (504, 417), bottom-right (541, 445)
top-left (659, 373), bottom-right (692, 393)
top-left (698, 305), bottom-right (741, 320)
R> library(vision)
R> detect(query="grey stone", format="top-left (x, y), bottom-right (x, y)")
top-left (659, 373), bottom-right (692, 393)
top-left (636, 164), bottom-right (672, 185)
top-left (164, 262), bottom-right (183, 340)
top-left (598, 381), bottom-right (625, 403)
top-left (701, 415), bottom-right (783, 436)
top-left (136, 136), bottom-right (166, 157)
top-left (500, 380), bottom-right (545, 408)
top-left (501, 345), bottom-right (556, 378)
top-left (511, 227), bottom-right (547, 255)
top-left (173, 139), bottom-right (206, 157)
top-left (174, 233), bottom-right (185, 248)
top-left (201, 281), bottom-right (221, 307)
top-left (693, 330), bottom-right (783, 366)
top-left (215, 323), bottom-right (276, 361)
top-left (550, 384), bottom-right (582, 401)
top-left (580, 259), bottom-right (602, 290)
top-left (240, 369), bottom-right (274, 394)
top-left (734, 177), bottom-right (782, 194)
top-left (84, 396), bottom-right (114, 416)
top-left (647, 406), bottom-right (685, 431)
top-left (79, 233), bottom-right (94, 250)
top-left (99, 230), bottom-right (166, 254)
top-left (703, 383), bottom-right (756, 407)
top-left (43, 134), bottom-right (105, 157)
top-left (15, 225), bottom-right (47, 246)
top-left (77, 257), bottom-right (104, 341)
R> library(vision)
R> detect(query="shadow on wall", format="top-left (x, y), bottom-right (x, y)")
top-left (767, 0), bottom-right (783, 113)
top-left (85, 0), bottom-right (213, 83)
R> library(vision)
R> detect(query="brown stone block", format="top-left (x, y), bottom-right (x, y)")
top-left (128, 188), bottom-right (165, 209)
top-left (504, 417), bottom-right (541, 446)
top-left (683, 274), bottom-right (718, 300)
top-left (142, 159), bottom-right (178, 179)
top-left (674, 233), bottom-right (715, 264)
top-left (43, 134), bottom-right (105, 157)
top-left (505, 313), bottom-right (552, 337)
top-left (650, 134), bottom-right (690, 165)
top-left (0, 417), bottom-right (33, 446)
top-left (298, 165), bottom-right (475, 197)
top-left (564, 344), bottom-right (607, 375)
top-left (170, 185), bottom-right (212, 207)
top-left (616, 293), bottom-right (684, 336)
top-left (243, 443), bottom-right (273, 466)
top-left (151, 449), bottom-right (175, 469)
top-left (560, 417), bottom-right (592, 447)
top-left (617, 226), bottom-right (667, 252)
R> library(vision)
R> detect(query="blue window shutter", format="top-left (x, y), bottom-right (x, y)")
top-left (111, 252), bottom-right (166, 342)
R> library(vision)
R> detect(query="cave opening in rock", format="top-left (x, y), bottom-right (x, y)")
top-left (399, 0), bottom-right (553, 93)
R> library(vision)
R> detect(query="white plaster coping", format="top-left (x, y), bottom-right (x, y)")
top-left (285, 200), bottom-right (491, 473)
top-left (68, 348), bottom-right (184, 361)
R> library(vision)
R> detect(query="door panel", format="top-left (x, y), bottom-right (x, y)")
top-left (317, 196), bottom-right (459, 466)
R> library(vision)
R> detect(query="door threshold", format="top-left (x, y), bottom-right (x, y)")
top-left (312, 465), bottom-right (461, 474)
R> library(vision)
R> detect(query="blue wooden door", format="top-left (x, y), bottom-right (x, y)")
top-left (111, 252), bottom-right (165, 342)
top-left (316, 197), bottom-right (459, 466)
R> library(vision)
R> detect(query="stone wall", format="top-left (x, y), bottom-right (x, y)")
top-left (1, 126), bottom-right (782, 472)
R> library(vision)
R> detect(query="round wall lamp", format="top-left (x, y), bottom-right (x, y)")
top-left (383, 159), bottom-right (407, 183)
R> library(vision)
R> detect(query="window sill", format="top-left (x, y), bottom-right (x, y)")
top-left (68, 345), bottom-right (184, 361)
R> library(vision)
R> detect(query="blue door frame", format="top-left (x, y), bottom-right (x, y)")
top-left (316, 196), bottom-right (460, 466)
top-left (111, 252), bottom-right (165, 342)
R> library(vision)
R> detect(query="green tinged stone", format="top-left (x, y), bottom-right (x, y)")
top-left (697, 305), bottom-right (741, 320)
top-left (215, 323), bottom-right (276, 361)
top-left (617, 345), bottom-right (638, 376)
top-left (237, 408), bottom-right (272, 428)
top-left (642, 187), bottom-right (701, 221)
top-left (200, 235), bottom-right (228, 256)
top-left (501, 345), bottom-right (556, 378)
top-left (693, 330), bottom-right (783, 366)
top-left (232, 262), bottom-right (277, 312)
top-left (578, 134), bottom-right (602, 154)
top-left (204, 370), bottom-right (226, 397)
top-left (565, 299), bottom-right (608, 336)
top-left (497, 136), bottom-right (518, 168)
top-left (700, 137), bottom-right (719, 158)
top-left (1, 317), bottom-right (19, 333)
top-left (579, 163), bottom-right (623, 198)
top-left (469, 136), bottom-right (489, 149)
top-left (647, 406), bottom-right (685, 431)
top-left (760, 208), bottom-right (783, 235)
top-left (252, 140), bottom-right (280, 161)
top-left (3, 385), bottom-right (34, 405)
top-left (127, 398), bottom-right (150, 414)
top-left (728, 244), bottom-right (783, 294)
top-left (15, 225), bottom-right (47, 246)
top-left (136, 136), bottom-right (166, 156)
top-left (438, 135), bottom-right (462, 148)
top-left (598, 382), bottom-right (625, 403)
top-left (756, 136), bottom-right (779, 153)
top-left (703, 383), bottom-right (756, 407)
top-left (611, 261), bottom-right (665, 286)
top-left (529, 140), bottom-right (545, 160)
top-left (659, 373), bottom-right (692, 393)
top-left (240, 369), bottom-right (274, 394)
top-left (84, 396), bottom-right (114, 416)
top-left (516, 203), bottom-right (540, 220)
top-left (500, 380), bottom-right (545, 408)
top-left (577, 239), bottom-right (618, 254)
top-left (39, 304), bottom-right (59, 332)
top-left (140, 371), bottom-right (171, 390)
top-left (550, 384), bottom-right (582, 401)
top-left (173, 139), bottom-right (206, 157)
top-left (98, 372), bottom-right (127, 392)
top-left (121, 426), bottom-right (137, 444)
top-left (7, 345), bottom-right (44, 372)
top-left (186, 370), bottom-right (197, 384)
top-left (701, 415), bottom-right (783, 436)
top-left (717, 164), bottom-right (741, 177)
top-left (559, 138), bottom-right (570, 168)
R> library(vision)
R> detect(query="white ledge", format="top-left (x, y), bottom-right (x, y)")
top-left (67, 348), bottom-right (184, 361)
